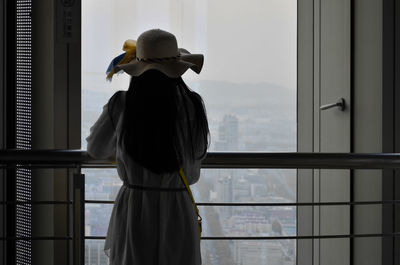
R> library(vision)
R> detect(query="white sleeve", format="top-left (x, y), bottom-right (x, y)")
top-left (86, 98), bottom-right (117, 160)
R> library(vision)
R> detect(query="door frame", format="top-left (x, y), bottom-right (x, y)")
top-left (382, 0), bottom-right (400, 264)
top-left (299, 0), bottom-right (400, 264)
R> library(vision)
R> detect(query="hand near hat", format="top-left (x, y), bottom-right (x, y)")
top-left (105, 29), bottom-right (204, 80)
top-left (106, 39), bottom-right (137, 81)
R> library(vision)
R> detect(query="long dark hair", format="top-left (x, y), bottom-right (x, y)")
top-left (110, 69), bottom-right (210, 174)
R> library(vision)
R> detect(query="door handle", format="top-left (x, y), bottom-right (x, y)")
top-left (320, 98), bottom-right (345, 111)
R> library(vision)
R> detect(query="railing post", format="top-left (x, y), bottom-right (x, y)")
top-left (73, 166), bottom-right (85, 265)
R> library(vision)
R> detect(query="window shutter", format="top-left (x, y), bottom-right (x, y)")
top-left (15, 1), bottom-right (32, 264)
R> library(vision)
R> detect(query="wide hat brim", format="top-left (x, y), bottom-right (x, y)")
top-left (115, 48), bottom-right (204, 78)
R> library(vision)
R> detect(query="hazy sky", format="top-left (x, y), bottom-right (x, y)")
top-left (82, 0), bottom-right (296, 91)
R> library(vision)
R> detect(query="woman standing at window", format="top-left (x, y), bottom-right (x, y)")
top-left (86, 29), bottom-right (210, 265)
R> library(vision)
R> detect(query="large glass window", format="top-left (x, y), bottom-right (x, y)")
top-left (82, 1), bottom-right (296, 264)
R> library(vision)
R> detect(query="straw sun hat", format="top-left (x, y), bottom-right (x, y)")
top-left (106, 29), bottom-right (204, 80)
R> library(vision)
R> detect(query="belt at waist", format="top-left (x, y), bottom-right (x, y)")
top-left (123, 181), bottom-right (186, 192)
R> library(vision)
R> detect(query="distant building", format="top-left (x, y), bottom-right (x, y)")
top-left (215, 114), bottom-right (239, 151)
top-left (215, 175), bottom-right (233, 217)
top-left (216, 175), bottom-right (233, 202)
top-left (234, 240), bottom-right (294, 265)
top-left (229, 213), bottom-right (270, 235)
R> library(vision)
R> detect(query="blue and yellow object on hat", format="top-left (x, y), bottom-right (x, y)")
top-left (106, 39), bottom-right (137, 81)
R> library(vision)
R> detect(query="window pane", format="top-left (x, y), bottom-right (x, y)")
top-left (85, 240), bottom-right (109, 265)
top-left (85, 203), bottom-right (113, 237)
top-left (84, 168), bottom-right (296, 203)
top-left (81, 0), bottom-right (297, 152)
top-left (82, 1), bottom-right (297, 264)
top-left (84, 168), bottom-right (121, 201)
top-left (85, 203), bottom-right (295, 238)
top-left (199, 206), bottom-right (296, 238)
top-left (201, 240), bottom-right (295, 265)
top-left (195, 169), bottom-right (296, 203)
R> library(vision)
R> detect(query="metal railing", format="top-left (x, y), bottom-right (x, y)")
top-left (1, 149), bottom-right (400, 264)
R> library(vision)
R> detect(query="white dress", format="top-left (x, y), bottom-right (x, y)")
top-left (86, 90), bottom-right (205, 265)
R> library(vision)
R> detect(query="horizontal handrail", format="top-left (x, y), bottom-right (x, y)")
top-left (85, 233), bottom-right (400, 240)
top-left (84, 199), bottom-right (400, 206)
top-left (4, 233), bottom-right (400, 241)
top-left (1, 149), bottom-right (400, 169)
